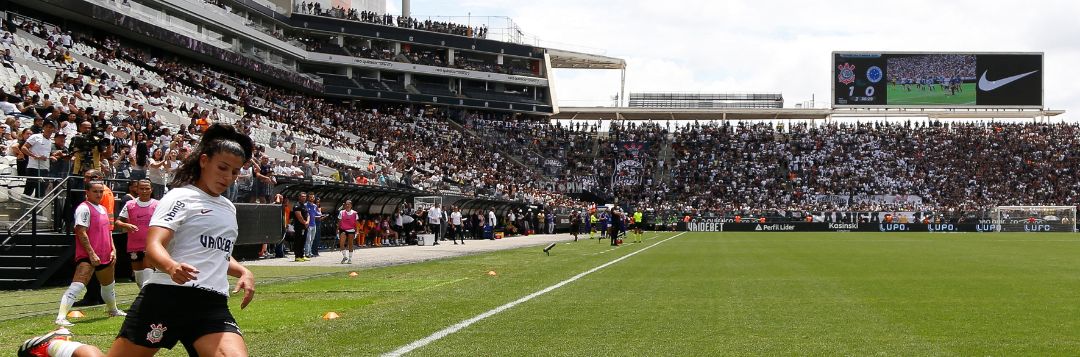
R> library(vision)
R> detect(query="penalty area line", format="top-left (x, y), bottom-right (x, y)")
top-left (381, 232), bottom-right (686, 356)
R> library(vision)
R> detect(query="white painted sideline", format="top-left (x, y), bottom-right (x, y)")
top-left (381, 232), bottom-right (687, 356)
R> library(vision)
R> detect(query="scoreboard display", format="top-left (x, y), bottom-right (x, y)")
top-left (832, 52), bottom-right (1042, 107)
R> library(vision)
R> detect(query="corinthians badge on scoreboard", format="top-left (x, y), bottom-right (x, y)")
top-left (837, 63), bottom-right (856, 85)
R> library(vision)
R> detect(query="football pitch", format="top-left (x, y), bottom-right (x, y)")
top-left (4, 231), bottom-right (1080, 356)
top-left (888, 83), bottom-right (976, 106)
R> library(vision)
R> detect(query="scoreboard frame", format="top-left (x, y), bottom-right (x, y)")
top-left (831, 51), bottom-right (1044, 109)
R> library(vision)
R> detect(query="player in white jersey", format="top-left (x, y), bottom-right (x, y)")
top-left (24, 124), bottom-right (260, 357)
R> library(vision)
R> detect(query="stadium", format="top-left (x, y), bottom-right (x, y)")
top-left (0, 0), bottom-right (1078, 356)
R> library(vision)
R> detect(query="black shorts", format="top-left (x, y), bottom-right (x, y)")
top-left (117, 284), bottom-right (242, 352)
top-left (75, 258), bottom-right (113, 271)
top-left (338, 229), bottom-right (356, 237)
top-left (128, 251), bottom-right (146, 262)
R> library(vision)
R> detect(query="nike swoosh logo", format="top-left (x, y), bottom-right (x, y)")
top-left (978, 70), bottom-right (1038, 91)
top-left (200, 209), bottom-right (213, 214)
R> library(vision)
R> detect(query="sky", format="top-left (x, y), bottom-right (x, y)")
top-left (384, 0), bottom-right (1080, 111)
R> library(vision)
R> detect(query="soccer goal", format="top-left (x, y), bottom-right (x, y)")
top-left (990, 206), bottom-right (1077, 232)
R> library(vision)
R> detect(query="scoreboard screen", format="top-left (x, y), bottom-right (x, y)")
top-left (832, 52), bottom-right (1042, 107)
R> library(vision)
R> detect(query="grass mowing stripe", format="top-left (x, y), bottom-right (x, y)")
top-left (418, 277), bottom-right (472, 291)
top-left (382, 232), bottom-right (685, 357)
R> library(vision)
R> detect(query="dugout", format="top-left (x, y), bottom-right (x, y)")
top-left (273, 176), bottom-right (434, 216)
top-left (442, 194), bottom-right (529, 220)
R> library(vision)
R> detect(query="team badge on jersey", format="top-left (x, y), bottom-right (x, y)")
top-left (837, 62), bottom-right (856, 84)
top-left (147, 323), bottom-right (168, 343)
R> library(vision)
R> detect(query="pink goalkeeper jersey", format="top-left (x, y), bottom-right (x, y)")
top-left (123, 199), bottom-right (158, 252)
top-left (339, 210), bottom-right (358, 231)
top-left (75, 201), bottom-right (113, 265)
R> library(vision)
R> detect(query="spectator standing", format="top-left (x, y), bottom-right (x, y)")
top-left (570, 210), bottom-right (581, 241)
top-left (450, 206), bottom-right (463, 245)
top-left (48, 131), bottom-right (70, 183)
top-left (21, 120), bottom-right (55, 197)
top-left (304, 193), bottom-right (322, 257)
top-left (291, 193), bottom-right (310, 262)
top-left (427, 205), bottom-right (442, 245)
top-left (546, 210), bottom-right (555, 234)
top-left (146, 149), bottom-right (167, 199)
top-left (14, 128), bottom-right (30, 178)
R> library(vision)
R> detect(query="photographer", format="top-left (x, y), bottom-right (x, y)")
top-left (70, 120), bottom-right (111, 178)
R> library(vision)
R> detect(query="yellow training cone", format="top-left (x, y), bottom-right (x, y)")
top-left (67, 311), bottom-right (85, 318)
top-left (487, 271), bottom-right (498, 276)
top-left (322, 312), bottom-right (340, 320)
top-left (348, 272), bottom-right (359, 277)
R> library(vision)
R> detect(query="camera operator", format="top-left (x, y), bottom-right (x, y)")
top-left (70, 120), bottom-right (112, 178)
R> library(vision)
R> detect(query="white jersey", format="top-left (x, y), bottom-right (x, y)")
top-left (450, 212), bottom-right (462, 226)
top-left (145, 185), bottom-right (238, 297)
top-left (428, 207), bottom-right (442, 224)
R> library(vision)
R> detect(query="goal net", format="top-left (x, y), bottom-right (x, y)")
top-left (991, 206), bottom-right (1077, 232)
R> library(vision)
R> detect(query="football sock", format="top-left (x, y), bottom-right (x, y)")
top-left (101, 283), bottom-right (118, 311)
top-left (57, 282), bottom-right (85, 321)
top-left (48, 340), bottom-right (84, 357)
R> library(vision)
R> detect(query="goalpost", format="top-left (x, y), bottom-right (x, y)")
top-left (990, 206), bottom-right (1077, 232)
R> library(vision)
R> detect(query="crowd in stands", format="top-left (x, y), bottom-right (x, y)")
top-left (343, 38), bottom-right (394, 61)
top-left (0, 20), bottom-right (587, 214)
top-left (667, 120), bottom-right (1080, 216)
top-left (474, 118), bottom-right (1080, 220)
top-left (295, 2), bottom-right (488, 40)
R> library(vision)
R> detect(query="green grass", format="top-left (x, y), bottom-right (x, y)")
top-left (4, 232), bottom-right (1080, 356)
top-left (888, 83), bottom-right (976, 105)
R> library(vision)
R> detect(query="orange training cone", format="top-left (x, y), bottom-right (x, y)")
top-left (487, 271), bottom-right (498, 276)
top-left (322, 312), bottom-right (340, 320)
top-left (67, 311), bottom-right (85, 318)
top-left (348, 272), bottom-right (359, 277)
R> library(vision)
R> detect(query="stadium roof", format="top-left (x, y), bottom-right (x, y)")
top-left (547, 48), bottom-right (626, 69)
top-left (552, 107), bottom-right (1065, 120)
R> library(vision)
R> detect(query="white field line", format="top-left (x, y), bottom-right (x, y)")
top-left (382, 232), bottom-right (687, 356)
